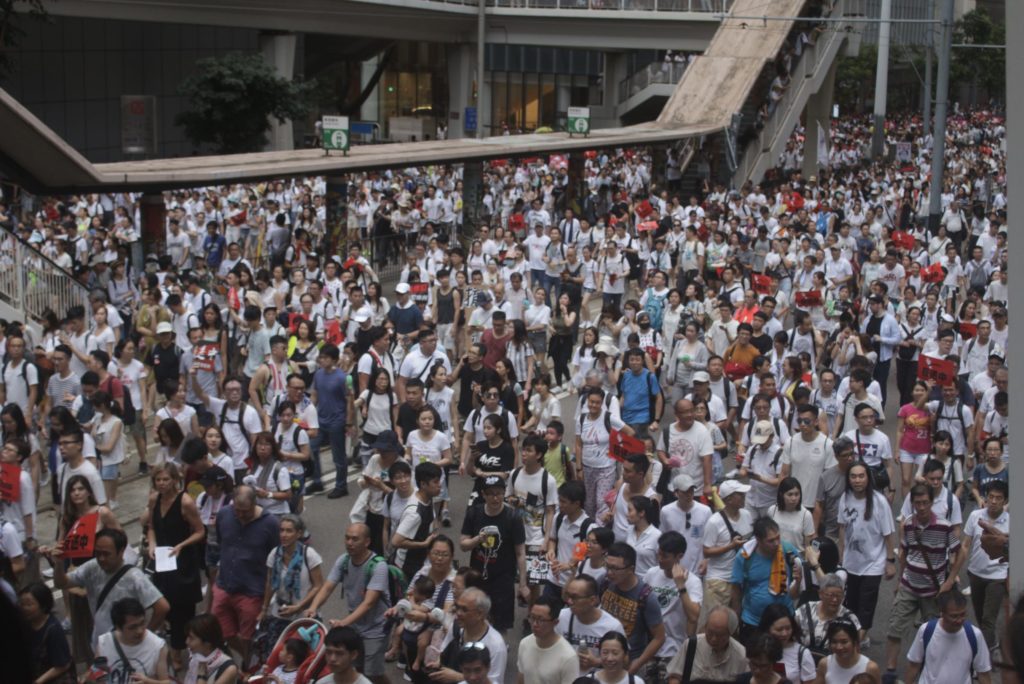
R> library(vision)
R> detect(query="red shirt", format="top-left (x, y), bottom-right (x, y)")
top-left (480, 329), bottom-right (512, 369)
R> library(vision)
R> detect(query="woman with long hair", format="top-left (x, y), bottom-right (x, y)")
top-left (406, 405), bottom-right (454, 519)
top-left (111, 338), bottom-right (149, 472)
top-left (272, 400), bottom-right (310, 514)
top-left (1, 403), bottom-right (42, 495)
top-left (250, 432), bottom-right (291, 515)
top-left (896, 380), bottom-right (933, 494)
top-left (571, 326), bottom-right (600, 391)
top-left (154, 379), bottom-right (199, 442)
top-left (493, 358), bottom-right (525, 427)
top-left (769, 477), bottom-right (815, 551)
top-left (199, 302), bottom-right (228, 365)
top-left (425, 362), bottom-right (458, 444)
top-left (145, 463), bottom-right (204, 670)
top-left (258, 514), bottom-right (325, 651)
top-left (524, 285), bottom-right (552, 367)
top-left (156, 418), bottom-right (186, 468)
top-left (758, 603), bottom-right (816, 684)
top-left (90, 390), bottom-right (125, 508)
top-left (367, 281), bottom-right (390, 327)
top-left (837, 461), bottom-right (896, 638)
top-left (355, 367), bottom-right (399, 465)
top-left (288, 318), bottom-right (319, 387)
top-left (548, 292), bottom-right (577, 392)
top-left (468, 413), bottom-right (514, 497)
top-left (505, 319), bottom-right (535, 393)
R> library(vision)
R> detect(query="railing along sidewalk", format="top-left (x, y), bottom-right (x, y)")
top-left (0, 233), bottom-right (91, 323)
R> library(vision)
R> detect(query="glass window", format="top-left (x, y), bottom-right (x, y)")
top-left (540, 76), bottom-right (556, 128)
top-left (524, 76), bottom-right (539, 130)
top-left (507, 72), bottom-right (523, 132)
top-left (492, 73), bottom-right (508, 135)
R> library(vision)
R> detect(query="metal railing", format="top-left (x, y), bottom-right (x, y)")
top-left (734, 0), bottom-right (851, 184)
top-left (0, 233), bottom-right (90, 323)
top-left (427, 0), bottom-right (732, 11)
top-left (618, 61), bottom-right (690, 103)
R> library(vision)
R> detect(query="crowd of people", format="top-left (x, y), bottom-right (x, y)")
top-left (0, 102), bottom-right (1012, 684)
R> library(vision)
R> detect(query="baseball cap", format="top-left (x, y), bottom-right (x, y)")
top-left (672, 474), bottom-right (697, 493)
top-left (482, 475), bottom-right (505, 491)
top-left (750, 420), bottom-right (774, 445)
top-left (692, 371), bottom-right (711, 384)
top-left (395, 283), bottom-right (410, 294)
top-left (199, 465), bottom-right (232, 487)
top-left (718, 480), bottom-right (751, 499)
top-left (475, 291), bottom-right (493, 306)
top-left (353, 311), bottom-right (371, 324)
top-left (867, 294), bottom-right (884, 304)
top-left (156, 322), bottom-right (174, 335)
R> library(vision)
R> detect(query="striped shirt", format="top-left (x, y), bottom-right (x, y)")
top-left (900, 514), bottom-right (960, 597)
top-left (46, 370), bottom-right (81, 409)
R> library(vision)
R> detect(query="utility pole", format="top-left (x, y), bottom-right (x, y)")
top-left (926, 0), bottom-right (954, 233)
top-left (923, 35), bottom-right (933, 138)
top-left (477, 0), bottom-right (485, 140)
top-left (870, 0), bottom-right (892, 158)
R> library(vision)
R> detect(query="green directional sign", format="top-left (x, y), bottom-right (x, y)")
top-left (322, 115), bottom-right (350, 153)
top-left (567, 106), bottom-right (590, 136)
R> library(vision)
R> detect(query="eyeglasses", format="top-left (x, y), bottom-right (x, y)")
top-left (527, 615), bottom-right (555, 623)
top-left (483, 392), bottom-right (499, 399)
top-left (460, 641), bottom-right (487, 652)
top-left (605, 563), bottom-right (631, 573)
top-left (797, 417), bottom-right (814, 425)
top-left (58, 439), bottom-right (82, 447)
top-left (565, 593), bottom-right (593, 602)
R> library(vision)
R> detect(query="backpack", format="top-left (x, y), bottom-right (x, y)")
top-left (968, 263), bottom-right (990, 290)
top-left (338, 553), bottom-right (408, 608)
top-left (746, 416), bottom-right (784, 445)
top-left (256, 460), bottom-right (287, 493)
top-left (471, 407), bottom-right (511, 434)
top-left (361, 390), bottom-right (396, 428)
top-left (936, 400), bottom-right (969, 454)
top-left (509, 466), bottom-right (550, 524)
top-left (922, 618), bottom-right (979, 676)
top-left (578, 399), bottom-right (614, 435)
top-left (1, 358), bottom-right (34, 403)
top-left (622, 237), bottom-right (641, 280)
top-left (554, 512), bottom-right (593, 543)
top-left (100, 376), bottom-right (136, 426)
top-left (220, 401), bottom-right (252, 443)
top-left (642, 288), bottom-right (668, 331)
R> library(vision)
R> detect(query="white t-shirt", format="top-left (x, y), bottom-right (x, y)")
top-left (702, 509), bottom-right (754, 580)
top-left (357, 390), bottom-right (397, 436)
top-left (659, 501), bottom-right (712, 574)
top-left (251, 461), bottom-right (292, 514)
top-left (273, 423), bottom-right (311, 475)
top-left (516, 634), bottom-right (580, 684)
top-left (506, 467), bottom-right (558, 547)
top-left (782, 433), bottom-right (835, 503)
top-left (528, 393), bottom-right (562, 434)
top-left (59, 459), bottom-right (107, 504)
top-left (97, 630), bottom-right (166, 682)
top-left (94, 414), bottom-right (125, 466)
top-left (207, 397), bottom-right (262, 467)
top-left (837, 491), bottom-right (895, 575)
top-left (843, 428), bottom-right (893, 469)
top-left (780, 641), bottom-right (817, 684)
top-left (899, 487), bottom-right (963, 527)
top-left (439, 624), bottom-right (507, 684)
top-left (1, 358), bottom-right (38, 415)
top-left (627, 525), bottom-right (662, 577)
top-left (643, 565), bottom-right (704, 659)
top-left (406, 429), bottom-right (451, 467)
top-left (962, 508), bottom-right (1009, 580)
top-left (577, 411), bottom-right (626, 471)
top-left (555, 607), bottom-right (625, 656)
top-left (654, 422), bottom-right (714, 486)
top-left (264, 544), bottom-right (324, 619)
top-left (108, 359), bottom-right (147, 411)
top-left (906, 621), bottom-right (992, 684)
top-left (768, 505), bottom-right (814, 550)
top-left (155, 404), bottom-right (198, 442)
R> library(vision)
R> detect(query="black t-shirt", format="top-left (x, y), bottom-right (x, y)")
top-left (750, 331), bottom-right (774, 355)
top-left (396, 403), bottom-right (443, 443)
top-left (461, 503), bottom-right (525, 581)
top-left (147, 343), bottom-right (181, 385)
top-left (865, 315), bottom-right (883, 355)
top-left (454, 363), bottom-right (497, 418)
top-left (472, 439), bottom-right (515, 493)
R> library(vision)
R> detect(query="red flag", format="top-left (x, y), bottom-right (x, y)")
top-left (921, 263), bottom-right (945, 284)
top-left (637, 221), bottom-right (659, 233)
top-left (324, 320), bottom-right (344, 346)
top-left (724, 361), bottom-right (754, 381)
top-left (918, 355), bottom-right (957, 386)
top-left (891, 231), bottom-right (915, 251)
top-left (752, 274), bottom-right (773, 295)
top-left (609, 429), bottom-right (646, 462)
top-left (63, 511), bottom-right (100, 559)
top-left (508, 214), bottom-right (525, 231)
top-left (0, 462), bottom-right (19, 503)
top-left (794, 290), bottom-right (822, 307)
top-left (959, 322), bottom-right (977, 339)
top-left (584, 150), bottom-right (597, 159)
top-left (635, 200), bottom-right (654, 219)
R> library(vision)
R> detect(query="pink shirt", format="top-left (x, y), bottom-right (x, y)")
top-left (898, 403), bottom-right (932, 454)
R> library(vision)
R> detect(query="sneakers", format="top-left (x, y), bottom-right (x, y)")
top-left (138, 462), bottom-right (149, 475)
top-left (442, 510), bottom-right (452, 527)
top-left (61, 617), bottom-right (71, 632)
top-left (305, 482), bottom-right (325, 494)
top-left (881, 670), bottom-right (899, 684)
top-left (860, 637), bottom-right (871, 649)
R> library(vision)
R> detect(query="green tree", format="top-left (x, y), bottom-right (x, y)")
top-left (834, 44), bottom-right (877, 114)
top-left (0, 0), bottom-right (49, 78)
top-left (176, 52), bottom-right (312, 154)
top-left (951, 8), bottom-right (1005, 100)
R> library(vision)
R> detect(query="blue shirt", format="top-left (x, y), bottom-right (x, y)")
top-left (619, 369), bottom-right (660, 424)
top-left (313, 366), bottom-right (348, 427)
top-left (203, 234), bottom-right (226, 269)
top-left (730, 541), bottom-right (799, 626)
top-left (215, 506), bottom-right (280, 597)
top-left (388, 302), bottom-right (424, 335)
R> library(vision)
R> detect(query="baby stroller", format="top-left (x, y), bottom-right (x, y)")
top-left (246, 618), bottom-right (328, 684)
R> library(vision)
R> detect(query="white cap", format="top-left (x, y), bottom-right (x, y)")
top-left (156, 322), bottom-right (174, 335)
top-left (750, 420), bottom-right (774, 445)
top-left (718, 480), bottom-right (751, 499)
top-left (692, 371), bottom-right (711, 383)
top-left (353, 311), bottom-right (371, 323)
top-left (672, 473), bottom-right (697, 492)
top-left (395, 283), bottom-right (411, 294)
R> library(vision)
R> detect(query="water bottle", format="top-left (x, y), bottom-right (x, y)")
top-left (87, 656), bottom-right (110, 682)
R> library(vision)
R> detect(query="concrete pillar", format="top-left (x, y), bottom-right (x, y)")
top-left (461, 161), bottom-right (483, 238)
top-left (447, 44), bottom-right (477, 140)
top-left (140, 193), bottom-right (166, 257)
top-left (1006, 0), bottom-right (1022, 599)
top-left (801, 58), bottom-right (838, 179)
top-left (325, 176), bottom-right (349, 255)
top-left (556, 83), bottom-right (571, 130)
top-left (360, 56), bottom-right (380, 125)
top-left (260, 32), bottom-right (297, 151)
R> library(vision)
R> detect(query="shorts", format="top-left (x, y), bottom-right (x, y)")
top-left (887, 585), bottom-right (939, 640)
top-left (525, 546), bottom-right (549, 587)
top-left (126, 418), bottom-right (146, 441)
top-left (437, 323), bottom-right (454, 350)
top-left (528, 330), bottom-right (547, 356)
top-left (359, 636), bottom-right (387, 677)
top-left (211, 584), bottom-right (262, 640)
top-left (205, 542), bottom-right (221, 569)
top-left (899, 449), bottom-right (928, 466)
top-left (100, 462), bottom-right (120, 481)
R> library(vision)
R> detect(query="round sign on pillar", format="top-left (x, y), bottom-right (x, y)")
top-left (322, 115), bottom-right (350, 155)
top-left (567, 106), bottom-right (590, 137)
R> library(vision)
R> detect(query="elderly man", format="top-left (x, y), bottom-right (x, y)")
top-left (656, 399), bottom-right (715, 501)
top-left (51, 528), bottom-right (169, 649)
top-left (212, 485), bottom-right (279, 661)
top-left (666, 607), bottom-right (747, 683)
top-left (432, 588), bottom-right (508, 684)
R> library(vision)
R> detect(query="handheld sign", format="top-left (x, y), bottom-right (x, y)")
top-left (921, 263), bottom-right (945, 284)
top-left (609, 429), bottom-right (646, 462)
top-left (635, 200), bottom-right (655, 219)
top-left (891, 231), bottom-right (916, 252)
top-left (193, 343), bottom-right (219, 373)
top-left (64, 511), bottom-right (100, 559)
top-left (752, 273), bottom-right (773, 295)
top-left (918, 355), bottom-right (957, 386)
top-left (794, 290), bottom-right (822, 307)
top-left (637, 221), bottom-right (659, 233)
top-left (958, 322), bottom-right (977, 339)
top-left (0, 462), bottom-right (19, 503)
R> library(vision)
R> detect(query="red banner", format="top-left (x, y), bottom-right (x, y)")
top-left (324, 320), bottom-right (343, 346)
top-left (921, 263), bottom-right (945, 284)
top-left (63, 511), bottom-right (100, 559)
top-left (724, 361), bottom-right (754, 381)
top-left (409, 282), bottom-right (429, 295)
top-left (891, 231), bottom-right (916, 251)
top-left (752, 274), bottom-right (773, 295)
top-left (508, 214), bottom-right (525, 231)
top-left (609, 429), bottom-right (646, 462)
top-left (637, 221), bottom-right (659, 233)
top-left (635, 200), bottom-right (654, 219)
top-left (918, 355), bottom-right (957, 386)
top-left (794, 290), bottom-right (822, 307)
top-left (0, 462), bottom-right (19, 503)
top-left (959, 322), bottom-right (977, 339)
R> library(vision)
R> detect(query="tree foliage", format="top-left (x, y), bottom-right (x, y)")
top-left (0, 0), bottom-right (49, 78)
top-left (834, 44), bottom-right (877, 114)
top-left (951, 8), bottom-right (1005, 99)
top-left (176, 52), bottom-right (312, 154)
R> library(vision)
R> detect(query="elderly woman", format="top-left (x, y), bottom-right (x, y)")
top-left (796, 573), bottom-right (862, 660)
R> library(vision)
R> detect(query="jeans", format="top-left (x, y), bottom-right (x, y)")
top-left (308, 431), bottom-right (324, 485)
top-left (541, 272), bottom-right (561, 306)
top-left (322, 421), bottom-right (349, 491)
